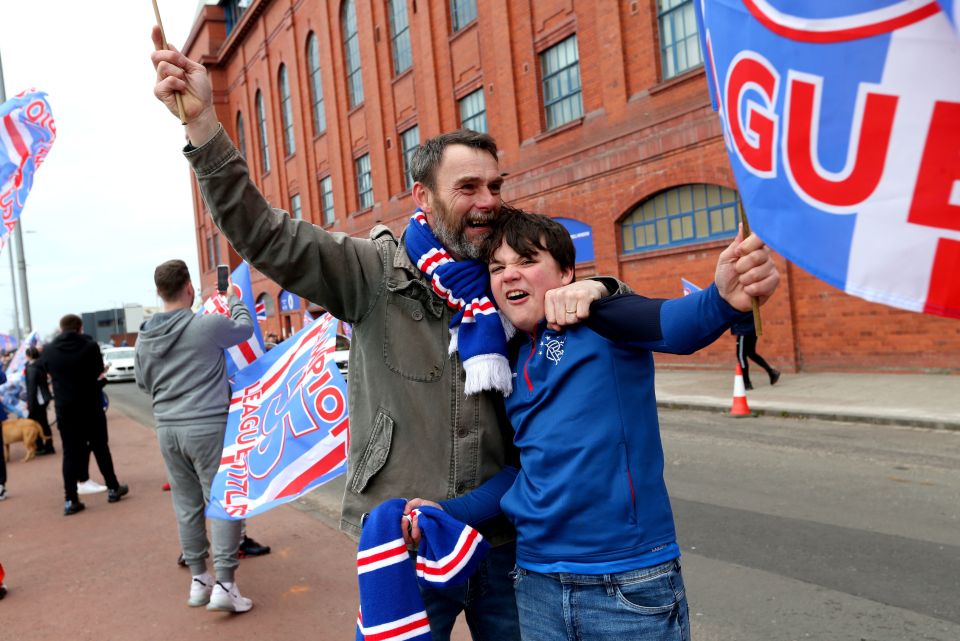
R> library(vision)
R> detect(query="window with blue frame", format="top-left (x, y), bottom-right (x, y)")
top-left (255, 90), bottom-right (270, 174)
top-left (279, 64), bottom-right (296, 156)
top-left (342, 0), bottom-right (364, 108)
top-left (459, 89), bottom-right (487, 133)
top-left (621, 184), bottom-right (740, 254)
top-left (307, 33), bottom-right (326, 135)
top-left (451, 0), bottom-right (477, 32)
top-left (657, 0), bottom-right (703, 79)
top-left (290, 193), bottom-right (302, 220)
top-left (400, 126), bottom-right (419, 191)
top-left (320, 176), bottom-right (335, 225)
top-left (388, 0), bottom-right (413, 75)
top-left (541, 35), bottom-right (583, 130)
top-left (236, 111), bottom-right (246, 158)
top-left (356, 154), bottom-right (373, 209)
top-left (220, 0), bottom-right (251, 37)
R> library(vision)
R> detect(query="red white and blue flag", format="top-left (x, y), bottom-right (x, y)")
top-left (206, 312), bottom-right (349, 520)
top-left (255, 300), bottom-right (267, 321)
top-left (696, 1), bottom-right (960, 319)
top-left (200, 262), bottom-right (265, 379)
top-left (1, 90), bottom-right (56, 254)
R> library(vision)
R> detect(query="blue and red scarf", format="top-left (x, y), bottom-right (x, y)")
top-left (356, 498), bottom-right (490, 641)
top-left (404, 210), bottom-right (513, 396)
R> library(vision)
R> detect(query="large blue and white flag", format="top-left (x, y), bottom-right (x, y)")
top-left (200, 262), bottom-right (265, 379)
top-left (1, 90), bottom-right (56, 253)
top-left (207, 313), bottom-right (349, 520)
top-left (696, 1), bottom-right (960, 319)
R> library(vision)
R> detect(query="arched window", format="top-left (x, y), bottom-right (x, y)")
top-left (342, 0), bottom-right (364, 108)
top-left (255, 90), bottom-right (271, 174)
top-left (621, 184), bottom-right (740, 254)
top-left (278, 64), bottom-right (296, 156)
top-left (306, 33), bottom-right (326, 135)
top-left (235, 111), bottom-right (246, 158)
top-left (387, 0), bottom-right (412, 75)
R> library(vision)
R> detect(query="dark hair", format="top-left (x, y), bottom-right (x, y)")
top-left (59, 314), bottom-right (82, 333)
top-left (484, 206), bottom-right (576, 273)
top-left (409, 129), bottom-right (499, 192)
top-left (154, 259), bottom-right (192, 302)
top-left (25, 346), bottom-right (40, 359)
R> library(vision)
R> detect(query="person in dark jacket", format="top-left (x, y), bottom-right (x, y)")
top-left (731, 317), bottom-right (780, 390)
top-left (25, 346), bottom-right (54, 455)
top-left (41, 314), bottom-right (128, 515)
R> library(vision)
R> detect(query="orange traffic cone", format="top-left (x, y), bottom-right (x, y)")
top-left (730, 362), bottom-right (752, 417)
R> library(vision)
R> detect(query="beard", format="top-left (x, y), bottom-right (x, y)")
top-left (430, 201), bottom-right (492, 261)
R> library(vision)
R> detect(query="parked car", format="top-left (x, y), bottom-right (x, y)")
top-left (333, 334), bottom-right (350, 380)
top-left (102, 347), bottom-right (136, 382)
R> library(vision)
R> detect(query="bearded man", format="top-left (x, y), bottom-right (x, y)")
top-left (151, 30), bottom-right (628, 639)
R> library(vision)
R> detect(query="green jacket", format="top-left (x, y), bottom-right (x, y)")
top-left (185, 126), bottom-right (518, 543)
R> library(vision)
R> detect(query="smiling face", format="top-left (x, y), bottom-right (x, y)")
top-left (414, 144), bottom-right (504, 260)
top-left (489, 239), bottom-right (574, 334)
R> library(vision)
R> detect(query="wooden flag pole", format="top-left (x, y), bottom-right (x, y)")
top-left (739, 208), bottom-right (763, 336)
top-left (151, 0), bottom-right (188, 125)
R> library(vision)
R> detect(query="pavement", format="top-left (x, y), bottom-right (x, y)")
top-left (654, 368), bottom-right (960, 430)
top-left (0, 369), bottom-right (955, 640)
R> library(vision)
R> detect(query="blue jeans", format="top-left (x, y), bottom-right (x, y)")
top-left (416, 541), bottom-right (521, 641)
top-left (512, 559), bottom-right (689, 641)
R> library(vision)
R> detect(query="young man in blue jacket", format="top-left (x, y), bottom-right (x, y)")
top-left (407, 210), bottom-right (780, 641)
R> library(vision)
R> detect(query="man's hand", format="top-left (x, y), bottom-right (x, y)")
top-left (402, 498), bottom-right (442, 546)
top-left (544, 280), bottom-right (607, 331)
top-left (150, 26), bottom-right (219, 146)
top-left (715, 225), bottom-right (780, 311)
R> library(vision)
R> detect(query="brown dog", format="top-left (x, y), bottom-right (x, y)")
top-left (2, 418), bottom-right (50, 462)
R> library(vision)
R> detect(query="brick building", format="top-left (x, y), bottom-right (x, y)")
top-left (181, 0), bottom-right (960, 373)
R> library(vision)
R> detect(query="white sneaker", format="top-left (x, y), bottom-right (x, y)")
top-left (188, 573), bottom-right (214, 607)
top-left (206, 581), bottom-right (253, 613)
top-left (77, 480), bottom-right (108, 495)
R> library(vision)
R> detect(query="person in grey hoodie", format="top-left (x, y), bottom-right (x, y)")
top-left (135, 259), bottom-right (254, 613)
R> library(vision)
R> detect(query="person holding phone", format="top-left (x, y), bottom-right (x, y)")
top-left (136, 259), bottom-right (255, 613)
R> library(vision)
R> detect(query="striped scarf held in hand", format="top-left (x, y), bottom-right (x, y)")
top-left (404, 209), bottom-right (513, 395)
top-left (356, 498), bottom-right (490, 641)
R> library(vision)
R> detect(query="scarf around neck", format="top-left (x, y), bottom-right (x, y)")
top-left (404, 209), bottom-right (513, 396)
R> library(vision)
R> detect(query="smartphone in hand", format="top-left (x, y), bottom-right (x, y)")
top-left (217, 264), bottom-right (229, 294)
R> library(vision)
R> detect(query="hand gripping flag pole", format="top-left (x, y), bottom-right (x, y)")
top-left (151, 0), bottom-right (188, 125)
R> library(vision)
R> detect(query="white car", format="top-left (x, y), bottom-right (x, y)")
top-left (333, 334), bottom-right (350, 380)
top-left (102, 347), bottom-right (136, 382)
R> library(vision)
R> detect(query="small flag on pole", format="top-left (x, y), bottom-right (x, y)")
top-left (681, 277), bottom-right (702, 297)
top-left (199, 262), bottom-right (266, 378)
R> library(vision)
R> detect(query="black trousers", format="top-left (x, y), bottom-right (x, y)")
top-left (736, 334), bottom-right (775, 388)
top-left (0, 440), bottom-right (6, 486)
top-left (56, 406), bottom-right (119, 501)
top-left (29, 404), bottom-right (54, 451)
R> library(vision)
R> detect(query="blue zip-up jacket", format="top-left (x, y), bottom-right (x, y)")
top-left (442, 285), bottom-right (747, 574)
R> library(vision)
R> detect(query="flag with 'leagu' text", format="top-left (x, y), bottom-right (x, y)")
top-left (206, 313), bottom-right (348, 520)
top-left (696, 0), bottom-right (960, 319)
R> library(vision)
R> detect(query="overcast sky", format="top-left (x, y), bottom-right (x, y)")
top-left (0, 0), bottom-right (207, 338)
